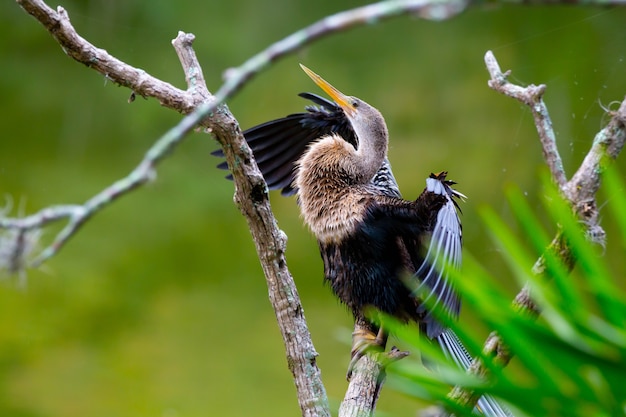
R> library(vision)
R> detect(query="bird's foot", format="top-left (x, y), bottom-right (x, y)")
top-left (346, 327), bottom-right (386, 380)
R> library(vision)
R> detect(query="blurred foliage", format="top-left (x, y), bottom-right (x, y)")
top-left (1, 1), bottom-right (626, 416)
top-left (388, 166), bottom-right (626, 416)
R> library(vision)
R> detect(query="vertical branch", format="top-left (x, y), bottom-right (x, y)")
top-left (171, 34), bottom-right (331, 417)
top-left (339, 356), bottom-right (385, 417)
top-left (339, 349), bottom-right (408, 417)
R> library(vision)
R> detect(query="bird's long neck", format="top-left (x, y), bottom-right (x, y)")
top-left (294, 102), bottom-right (391, 242)
top-left (350, 116), bottom-right (389, 184)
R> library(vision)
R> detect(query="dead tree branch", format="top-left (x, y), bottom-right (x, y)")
top-left (445, 50), bottom-right (626, 412)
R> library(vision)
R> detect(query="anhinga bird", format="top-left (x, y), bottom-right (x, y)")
top-left (214, 65), bottom-right (511, 417)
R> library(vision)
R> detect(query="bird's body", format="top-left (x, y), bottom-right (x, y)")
top-left (293, 66), bottom-right (461, 343)
top-left (215, 69), bottom-right (462, 340)
top-left (296, 134), bottom-right (451, 323)
top-left (213, 65), bottom-right (511, 416)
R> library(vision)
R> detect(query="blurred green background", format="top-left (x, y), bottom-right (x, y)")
top-left (1, 1), bottom-right (625, 416)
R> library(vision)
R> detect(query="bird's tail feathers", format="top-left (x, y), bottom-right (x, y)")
top-left (436, 328), bottom-right (514, 417)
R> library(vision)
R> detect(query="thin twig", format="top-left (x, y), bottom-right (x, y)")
top-left (0, 82), bottom-right (205, 267)
top-left (485, 50), bottom-right (567, 188)
top-left (220, 0), bottom-right (469, 98)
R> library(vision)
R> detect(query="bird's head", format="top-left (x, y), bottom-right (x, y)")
top-left (299, 64), bottom-right (387, 148)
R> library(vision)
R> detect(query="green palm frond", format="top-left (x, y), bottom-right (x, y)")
top-left (388, 167), bottom-right (626, 417)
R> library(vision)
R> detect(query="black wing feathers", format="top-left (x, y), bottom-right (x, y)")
top-left (212, 93), bottom-right (355, 196)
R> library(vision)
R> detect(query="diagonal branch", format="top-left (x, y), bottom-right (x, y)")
top-left (17, 1), bottom-right (194, 110)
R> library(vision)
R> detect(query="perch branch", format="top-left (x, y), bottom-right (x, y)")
top-left (339, 348), bottom-right (409, 417)
top-left (445, 50), bottom-right (626, 413)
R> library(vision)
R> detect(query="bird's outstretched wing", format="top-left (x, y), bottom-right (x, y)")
top-left (212, 93), bottom-right (354, 196)
top-left (351, 172), bottom-right (462, 336)
top-left (413, 172), bottom-right (465, 339)
top-left (212, 93), bottom-right (400, 197)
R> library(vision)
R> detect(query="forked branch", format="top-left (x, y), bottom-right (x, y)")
top-left (444, 51), bottom-right (626, 413)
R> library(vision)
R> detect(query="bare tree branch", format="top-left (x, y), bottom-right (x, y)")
top-left (485, 51), bottom-right (567, 188)
top-left (17, 1), bottom-right (194, 109)
top-left (339, 355), bottom-right (386, 417)
top-left (339, 348), bottom-right (409, 417)
top-left (445, 50), bottom-right (626, 413)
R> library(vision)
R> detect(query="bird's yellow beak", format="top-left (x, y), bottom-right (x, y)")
top-left (300, 64), bottom-right (356, 117)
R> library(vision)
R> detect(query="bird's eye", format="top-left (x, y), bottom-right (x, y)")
top-left (351, 100), bottom-right (359, 108)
